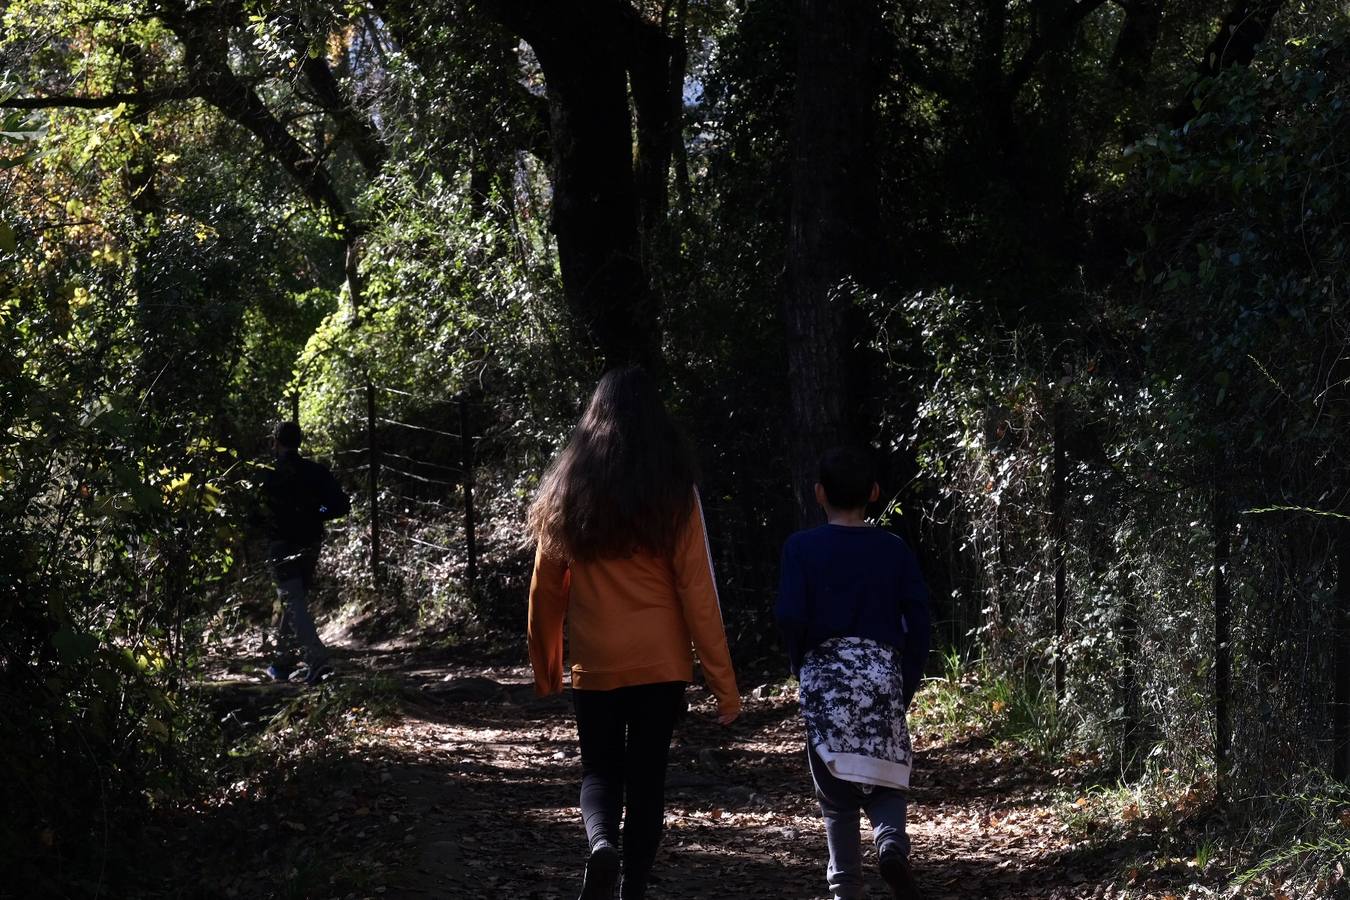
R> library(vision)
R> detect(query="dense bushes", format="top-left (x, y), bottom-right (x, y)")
top-left (866, 28), bottom-right (1350, 821)
top-left (0, 206), bottom-right (278, 888)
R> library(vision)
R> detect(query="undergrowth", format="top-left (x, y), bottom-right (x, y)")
top-left (1051, 754), bottom-right (1350, 898)
top-left (224, 674), bottom-right (406, 777)
top-left (912, 648), bottom-right (1070, 760)
top-left (261, 680), bottom-right (399, 744)
top-left (1234, 777), bottom-right (1350, 899)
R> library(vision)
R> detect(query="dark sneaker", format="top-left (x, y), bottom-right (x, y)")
top-left (578, 841), bottom-right (619, 900)
top-left (300, 664), bottom-right (334, 685)
top-left (879, 846), bottom-right (922, 900)
top-left (264, 665), bottom-right (291, 683)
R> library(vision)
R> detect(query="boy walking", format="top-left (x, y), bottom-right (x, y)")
top-left (260, 421), bottom-right (349, 684)
top-left (775, 447), bottom-right (931, 900)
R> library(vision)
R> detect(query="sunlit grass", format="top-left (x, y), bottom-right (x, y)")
top-left (911, 648), bottom-right (1070, 760)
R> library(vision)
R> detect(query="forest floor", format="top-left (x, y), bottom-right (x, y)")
top-left (157, 634), bottom-right (1233, 900)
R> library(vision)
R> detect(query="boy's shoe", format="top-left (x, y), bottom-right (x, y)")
top-left (879, 846), bottom-right (922, 900)
top-left (264, 664), bottom-right (291, 683)
top-left (299, 663), bottom-right (334, 685)
top-left (578, 841), bottom-right (619, 900)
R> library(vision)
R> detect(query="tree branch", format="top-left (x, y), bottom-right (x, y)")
top-left (895, 44), bottom-right (959, 97)
top-left (299, 53), bottom-right (387, 178)
top-left (0, 86), bottom-right (197, 110)
top-left (1169, 0), bottom-right (1287, 126)
top-left (1197, 0), bottom-right (1286, 77)
top-left (161, 1), bottom-right (357, 235)
top-left (621, 5), bottom-right (677, 240)
top-left (1007, 0), bottom-right (1113, 92)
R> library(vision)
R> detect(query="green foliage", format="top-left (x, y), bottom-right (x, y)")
top-left (0, 81), bottom-right (45, 172)
top-left (1238, 777), bottom-right (1350, 895)
top-left (911, 647), bottom-right (984, 740)
top-left (292, 160), bottom-right (580, 632)
top-left (867, 28), bottom-right (1350, 835)
top-left (1058, 762), bottom-right (1213, 842)
top-left (913, 650), bottom-right (1068, 759)
top-left (995, 675), bottom-right (1070, 761)
top-left (266, 675), bottom-right (403, 739)
top-left (0, 9), bottom-right (355, 887)
top-left (297, 163), bottom-right (568, 452)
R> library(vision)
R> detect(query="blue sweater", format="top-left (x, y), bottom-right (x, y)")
top-left (774, 524), bottom-right (931, 705)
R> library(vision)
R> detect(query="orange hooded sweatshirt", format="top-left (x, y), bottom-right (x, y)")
top-left (527, 490), bottom-right (741, 718)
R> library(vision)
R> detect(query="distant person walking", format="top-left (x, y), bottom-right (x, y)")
top-left (527, 367), bottom-right (741, 900)
top-left (775, 447), bottom-right (931, 900)
top-left (260, 421), bottom-right (349, 684)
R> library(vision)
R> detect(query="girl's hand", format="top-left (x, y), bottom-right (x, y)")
top-left (716, 711), bottom-right (739, 726)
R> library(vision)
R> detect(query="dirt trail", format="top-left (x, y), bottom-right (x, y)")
top-left (180, 642), bottom-right (1145, 900)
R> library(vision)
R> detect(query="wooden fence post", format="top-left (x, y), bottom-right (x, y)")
top-left (1052, 401), bottom-right (1068, 703)
top-left (1334, 524), bottom-right (1350, 782)
top-left (1212, 458), bottom-right (1232, 800)
top-left (367, 380), bottom-right (382, 591)
top-left (459, 395), bottom-right (477, 586)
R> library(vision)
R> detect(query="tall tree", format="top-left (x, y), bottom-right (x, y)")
top-left (785, 0), bottom-right (882, 526)
top-left (477, 0), bottom-right (676, 372)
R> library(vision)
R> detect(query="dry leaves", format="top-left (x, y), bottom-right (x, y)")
top-left (158, 645), bottom-right (1242, 899)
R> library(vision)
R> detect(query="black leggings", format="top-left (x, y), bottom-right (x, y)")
top-left (572, 681), bottom-right (685, 890)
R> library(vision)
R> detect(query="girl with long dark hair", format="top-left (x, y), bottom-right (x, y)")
top-left (528, 366), bottom-right (741, 900)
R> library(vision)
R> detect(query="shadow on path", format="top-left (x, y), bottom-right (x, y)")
top-left (154, 642), bottom-right (1158, 900)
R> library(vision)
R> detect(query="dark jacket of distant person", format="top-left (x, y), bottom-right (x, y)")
top-left (262, 451), bottom-right (350, 548)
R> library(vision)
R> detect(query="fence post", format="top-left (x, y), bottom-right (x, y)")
top-left (1212, 455), bottom-right (1232, 803)
top-left (1051, 401), bottom-right (1068, 703)
top-left (367, 380), bottom-right (382, 591)
top-left (1335, 524), bottom-right (1350, 783)
top-left (459, 395), bottom-right (477, 586)
top-left (343, 237), bottom-right (382, 593)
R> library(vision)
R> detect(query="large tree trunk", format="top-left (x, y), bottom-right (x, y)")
top-left (1110, 0), bottom-right (1164, 91)
top-left (540, 40), bottom-right (658, 370)
top-left (786, 0), bottom-right (881, 526)
top-left (1334, 524), bottom-right (1350, 782)
top-left (479, 0), bottom-right (666, 372)
top-left (668, 0), bottom-right (692, 221)
top-left (630, 5), bottom-right (679, 252)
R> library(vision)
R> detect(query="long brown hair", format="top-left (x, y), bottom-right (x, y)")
top-left (528, 366), bottom-right (698, 562)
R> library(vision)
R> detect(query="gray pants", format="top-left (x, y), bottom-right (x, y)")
top-left (269, 541), bottom-right (327, 672)
top-left (808, 745), bottom-right (909, 900)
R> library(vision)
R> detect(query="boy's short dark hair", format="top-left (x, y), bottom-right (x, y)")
top-left (818, 446), bottom-right (877, 509)
top-left (274, 421), bottom-right (303, 450)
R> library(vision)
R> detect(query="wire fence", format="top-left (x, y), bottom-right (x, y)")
top-left (322, 384), bottom-right (480, 591)
top-left (315, 382), bottom-right (792, 640)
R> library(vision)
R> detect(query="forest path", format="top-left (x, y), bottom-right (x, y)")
top-left (186, 640), bottom-right (1147, 900)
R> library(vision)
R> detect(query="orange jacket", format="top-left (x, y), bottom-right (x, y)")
top-left (527, 491), bottom-right (741, 717)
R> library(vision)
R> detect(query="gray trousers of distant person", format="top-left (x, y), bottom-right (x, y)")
top-left (808, 744), bottom-right (909, 900)
top-left (268, 540), bottom-right (327, 672)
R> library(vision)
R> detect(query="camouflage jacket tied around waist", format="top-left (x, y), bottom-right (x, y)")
top-left (798, 636), bottom-right (913, 790)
